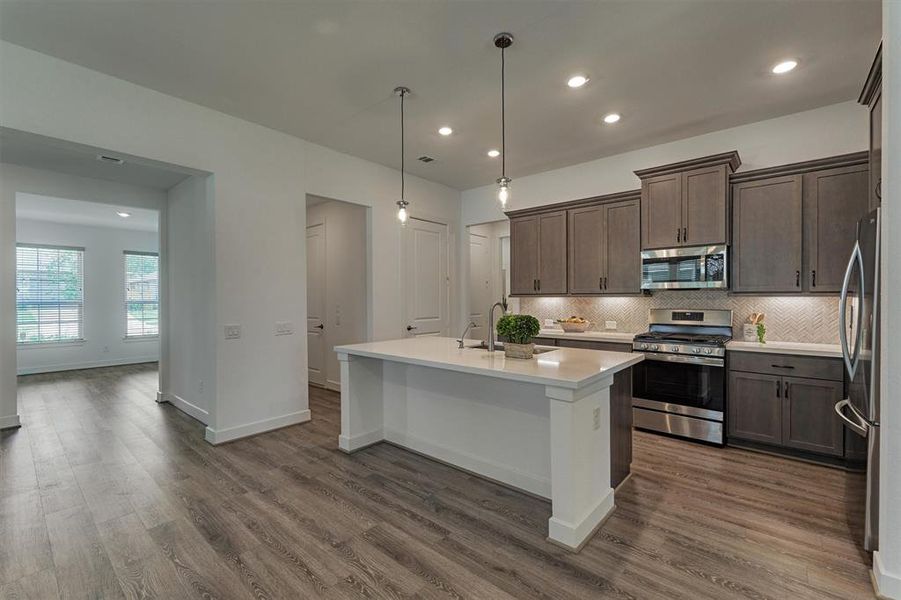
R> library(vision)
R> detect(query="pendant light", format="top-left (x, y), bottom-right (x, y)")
top-left (394, 86), bottom-right (411, 224)
top-left (494, 32), bottom-right (513, 208)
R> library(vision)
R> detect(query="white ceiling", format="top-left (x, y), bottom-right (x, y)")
top-left (0, 129), bottom-right (193, 190)
top-left (0, 1), bottom-right (880, 190)
top-left (16, 192), bottom-right (159, 232)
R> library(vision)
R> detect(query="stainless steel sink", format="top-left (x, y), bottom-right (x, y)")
top-left (465, 341), bottom-right (556, 355)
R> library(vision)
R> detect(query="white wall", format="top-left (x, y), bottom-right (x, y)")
top-left (0, 41), bottom-right (461, 442)
top-left (306, 198), bottom-right (367, 390)
top-left (0, 162), bottom-right (166, 427)
top-left (165, 175), bottom-right (216, 424)
top-left (15, 218), bottom-right (159, 374)
top-left (876, 3), bottom-right (900, 598)
top-left (461, 101), bottom-right (868, 226)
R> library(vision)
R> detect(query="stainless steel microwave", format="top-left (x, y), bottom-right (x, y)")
top-left (640, 244), bottom-right (728, 290)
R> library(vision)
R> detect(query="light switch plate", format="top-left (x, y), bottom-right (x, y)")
top-left (605, 321), bottom-right (617, 330)
top-left (224, 324), bottom-right (241, 340)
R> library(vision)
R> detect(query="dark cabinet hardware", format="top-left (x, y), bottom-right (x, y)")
top-left (537, 279), bottom-right (541, 291)
top-left (812, 270), bottom-right (817, 287)
top-left (533, 279), bottom-right (537, 291)
top-left (406, 325), bottom-right (417, 331)
top-left (683, 227), bottom-right (687, 242)
top-left (784, 382), bottom-right (791, 398)
top-left (795, 270), bottom-right (800, 287)
top-left (604, 276), bottom-right (608, 289)
top-left (599, 277), bottom-right (603, 290)
top-left (876, 180), bottom-right (882, 199)
top-left (676, 228), bottom-right (681, 243)
top-left (315, 324), bottom-right (324, 329)
top-left (776, 380), bottom-right (781, 398)
top-left (771, 364), bottom-right (795, 369)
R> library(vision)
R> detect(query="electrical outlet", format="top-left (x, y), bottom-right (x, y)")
top-left (275, 321), bottom-right (295, 336)
top-left (224, 324), bottom-right (241, 340)
top-left (593, 407), bottom-right (601, 430)
top-left (605, 321), bottom-right (617, 330)
top-left (544, 319), bottom-right (556, 327)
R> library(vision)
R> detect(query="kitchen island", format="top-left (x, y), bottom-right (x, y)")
top-left (334, 336), bottom-right (643, 550)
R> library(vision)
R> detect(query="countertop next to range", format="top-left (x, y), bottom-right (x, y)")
top-left (537, 329), bottom-right (843, 359)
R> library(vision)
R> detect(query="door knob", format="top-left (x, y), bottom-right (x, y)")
top-left (315, 324), bottom-right (324, 329)
top-left (406, 325), bottom-right (418, 331)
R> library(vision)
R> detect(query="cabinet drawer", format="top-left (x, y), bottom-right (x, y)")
top-left (728, 352), bottom-right (843, 381)
top-left (532, 337), bottom-right (558, 347)
top-left (557, 339), bottom-right (632, 353)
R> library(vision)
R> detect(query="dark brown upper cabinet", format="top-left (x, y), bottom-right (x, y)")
top-left (859, 43), bottom-right (882, 211)
top-left (568, 198), bottom-right (640, 295)
top-left (509, 211), bottom-right (567, 295)
top-left (731, 153), bottom-right (869, 294)
top-left (803, 165), bottom-right (869, 292)
top-left (635, 151), bottom-right (740, 250)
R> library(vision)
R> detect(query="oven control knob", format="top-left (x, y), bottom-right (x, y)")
top-left (704, 348), bottom-right (713, 355)
top-left (692, 347), bottom-right (701, 354)
top-left (651, 344), bottom-right (659, 351)
top-left (640, 343), bottom-right (648, 350)
top-left (670, 345), bottom-right (679, 352)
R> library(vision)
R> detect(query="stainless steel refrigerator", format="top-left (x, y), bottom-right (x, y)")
top-left (835, 208), bottom-right (880, 552)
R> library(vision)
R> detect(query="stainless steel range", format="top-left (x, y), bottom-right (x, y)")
top-left (631, 309), bottom-right (733, 445)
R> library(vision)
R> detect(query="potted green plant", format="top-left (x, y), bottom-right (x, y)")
top-left (496, 314), bottom-right (541, 359)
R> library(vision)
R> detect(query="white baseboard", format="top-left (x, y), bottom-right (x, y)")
top-left (383, 427), bottom-right (551, 499)
top-left (338, 428), bottom-right (384, 453)
top-left (0, 414), bottom-right (21, 430)
top-left (156, 391), bottom-right (165, 403)
top-left (547, 490), bottom-right (616, 551)
top-left (326, 379), bottom-right (341, 392)
top-left (17, 357), bottom-right (158, 375)
top-left (162, 392), bottom-right (209, 425)
top-left (204, 409), bottom-right (311, 445)
top-left (874, 551), bottom-right (901, 599)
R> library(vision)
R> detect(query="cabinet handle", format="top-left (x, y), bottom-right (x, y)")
top-left (683, 227), bottom-right (687, 243)
top-left (533, 279), bottom-right (537, 291)
top-left (812, 270), bottom-right (817, 288)
top-left (771, 364), bottom-right (795, 369)
top-left (776, 380), bottom-right (781, 398)
top-left (785, 382), bottom-right (791, 398)
top-left (876, 180), bottom-right (882, 200)
top-left (795, 270), bottom-right (801, 287)
top-left (537, 279), bottom-right (541, 292)
top-left (599, 277), bottom-right (603, 290)
top-left (677, 228), bottom-right (681, 243)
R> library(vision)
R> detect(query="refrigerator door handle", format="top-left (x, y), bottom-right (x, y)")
top-left (839, 243), bottom-right (864, 378)
top-left (835, 399), bottom-right (869, 438)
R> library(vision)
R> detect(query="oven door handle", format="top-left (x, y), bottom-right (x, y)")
top-left (638, 352), bottom-right (724, 367)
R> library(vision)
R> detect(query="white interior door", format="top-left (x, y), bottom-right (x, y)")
top-left (306, 223), bottom-right (326, 386)
top-left (469, 231), bottom-right (490, 340)
top-left (404, 218), bottom-right (449, 337)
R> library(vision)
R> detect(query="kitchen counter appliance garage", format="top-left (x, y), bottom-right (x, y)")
top-left (632, 309), bottom-right (733, 445)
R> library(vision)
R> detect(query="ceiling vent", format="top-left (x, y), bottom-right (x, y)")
top-left (417, 155), bottom-right (435, 163)
top-left (96, 154), bottom-right (125, 165)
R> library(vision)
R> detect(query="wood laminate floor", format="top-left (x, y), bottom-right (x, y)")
top-left (1, 364), bottom-right (874, 599)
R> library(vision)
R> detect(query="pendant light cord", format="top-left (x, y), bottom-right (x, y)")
top-left (401, 90), bottom-right (405, 201)
top-left (501, 45), bottom-right (506, 179)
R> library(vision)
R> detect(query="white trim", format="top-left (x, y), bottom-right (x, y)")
top-left (0, 414), bottom-right (22, 429)
top-left (16, 356), bottom-right (158, 375)
top-left (325, 379), bottom-right (341, 392)
top-left (123, 335), bottom-right (159, 342)
top-left (204, 409), bottom-right (311, 445)
top-left (384, 427), bottom-right (552, 498)
top-left (17, 339), bottom-right (86, 349)
top-left (874, 551), bottom-right (901, 599)
top-left (162, 392), bottom-right (209, 425)
top-left (547, 490), bottom-right (616, 551)
top-left (156, 391), bottom-right (165, 403)
top-left (338, 428), bottom-right (384, 453)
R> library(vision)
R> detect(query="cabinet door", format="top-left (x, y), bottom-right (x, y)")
top-left (603, 199), bottom-right (641, 294)
top-left (732, 175), bottom-right (803, 293)
top-left (567, 205), bottom-right (604, 294)
top-left (509, 216), bottom-right (539, 295)
top-left (537, 211), bottom-right (567, 294)
top-left (782, 377), bottom-right (845, 456)
top-left (870, 91), bottom-right (882, 211)
top-left (803, 165), bottom-right (869, 293)
top-left (682, 165), bottom-right (727, 246)
top-left (728, 371), bottom-right (783, 445)
top-left (641, 172), bottom-right (682, 250)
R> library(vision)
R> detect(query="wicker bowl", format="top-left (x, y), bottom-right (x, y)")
top-left (558, 321), bottom-right (591, 333)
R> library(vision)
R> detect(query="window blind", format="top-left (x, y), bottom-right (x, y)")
top-left (16, 244), bottom-right (85, 344)
top-left (124, 252), bottom-right (160, 338)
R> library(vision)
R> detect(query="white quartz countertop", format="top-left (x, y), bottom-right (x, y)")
top-left (726, 340), bottom-right (843, 358)
top-left (334, 336), bottom-right (643, 389)
top-left (537, 329), bottom-right (637, 343)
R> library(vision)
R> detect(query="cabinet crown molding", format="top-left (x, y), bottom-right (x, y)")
top-left (504, 188), bottom-right (640, 218)
top-left (634, 150), bottom-right (741, 179)
top-left (858, 42), bottom-right (882, 106)
top-left (729, 151), bottom-right (868, 184)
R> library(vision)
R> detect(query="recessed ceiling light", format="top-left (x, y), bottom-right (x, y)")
top-left (487, 149), bottom-right (500, 158)
top-left (116, 211), bottom-right (131, 218)
top-left (438, 126), bottom-right (453, 136)
top-left (771, 59), bottom-right (798, 74)
top-left (603, 113), bottom-right (621, 124)
top-left (567, 75), bottom-right (589, 88)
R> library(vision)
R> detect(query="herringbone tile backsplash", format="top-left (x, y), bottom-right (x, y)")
top-left (521, 291), bottom-right (840, 344)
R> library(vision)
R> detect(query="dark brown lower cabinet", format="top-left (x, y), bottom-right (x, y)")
top-left (782, 377), bottom-right (844, 456)
top-left (727, 352), bottom-right (847, 463)
top-left (728, 371), bottom-right (783, 445)
top-left (556, 338), bottom-right (632, 353)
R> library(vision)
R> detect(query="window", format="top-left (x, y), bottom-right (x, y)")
top-left (124, 252), bottom-right (159, 338)
top-left (16, 244), bottom-right (85, 344)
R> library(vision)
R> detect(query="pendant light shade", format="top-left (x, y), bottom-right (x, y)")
top-left (394, 86), bottom-right (411, 224)
top-left (494, 32), bottom-right (513, 209)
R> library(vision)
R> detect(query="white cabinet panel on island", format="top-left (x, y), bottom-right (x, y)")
top-left (334, 336), bottom-right (642, 551)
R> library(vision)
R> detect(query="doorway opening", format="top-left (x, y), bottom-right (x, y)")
top-left (465, 219), bottom-right (515, 342)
